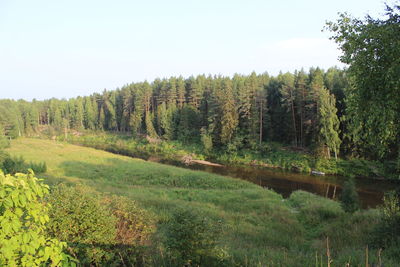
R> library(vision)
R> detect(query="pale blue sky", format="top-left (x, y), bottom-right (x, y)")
top-left (0, 0), bottom-right (385, 100)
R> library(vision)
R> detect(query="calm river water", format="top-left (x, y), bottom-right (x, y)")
top-left (148, 157), bottom-right (400, 209)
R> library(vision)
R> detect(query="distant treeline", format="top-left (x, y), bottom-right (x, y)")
top-left (0, 67), bottom-right (395, 161)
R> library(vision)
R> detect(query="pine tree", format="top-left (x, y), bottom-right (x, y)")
top-left (83, 96), bottom-right (96, 130)
top-left (220, 78), bottom-right (238, 145)
top-left (318, 88), bottom-right (341, 159)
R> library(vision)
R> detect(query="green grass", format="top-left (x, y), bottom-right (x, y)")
top-left (5, 138), bottom-right (398, 266)
top-left (62, 132), bottom-right (396, 179)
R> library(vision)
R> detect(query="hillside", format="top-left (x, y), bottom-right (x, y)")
top-left (5, 138), bottom-right (396, 266)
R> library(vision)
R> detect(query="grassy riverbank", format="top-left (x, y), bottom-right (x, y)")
top-left (60, 132), bottom-right (397, 179)
top-left (5, 138), bottom-right (399, 266)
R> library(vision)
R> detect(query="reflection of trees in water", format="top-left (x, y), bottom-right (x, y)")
top-left (147, 155), bottom-right (395, 209)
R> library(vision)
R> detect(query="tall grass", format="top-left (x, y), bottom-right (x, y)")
top-left (5, 138), bottom-right (400, 266)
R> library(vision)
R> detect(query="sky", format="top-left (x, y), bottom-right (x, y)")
top-left (0, 0), bottom-right (386, 100)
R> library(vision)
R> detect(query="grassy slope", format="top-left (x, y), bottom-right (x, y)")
top-left (65, 132), bottom-right (396, 179)
top-left (6, 138), bottom-right (394, 266)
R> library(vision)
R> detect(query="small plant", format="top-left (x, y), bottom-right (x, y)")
top-left (163, 207), bottom-right (225, 266)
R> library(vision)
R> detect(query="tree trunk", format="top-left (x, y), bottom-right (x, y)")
top-left (259, 99), bottom-right (263, 144)
top-left (290, 89), bottom-right (297, 146)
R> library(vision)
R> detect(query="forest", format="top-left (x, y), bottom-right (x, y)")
top-left (0, 2), bottom-right (400, 267)
top-left (0, 67), bottom-right (346, 155)
top-left (0, 65), bottom-right (398, 176)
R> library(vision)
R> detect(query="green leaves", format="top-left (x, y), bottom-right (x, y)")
top-left (0, 171), bottom-right (73, 266)
top-left (327, 3), bottom-right (400, 161)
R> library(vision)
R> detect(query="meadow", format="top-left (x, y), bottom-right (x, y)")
top-left (5, 138), bottom-right (398, 266)
top-left (62, 132), bottom-right (397, 179)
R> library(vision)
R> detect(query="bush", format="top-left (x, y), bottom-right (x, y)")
top-left (47, 185), bottom-right (118, 265)
top-left (47, 184), bottom-right (154, 266)
top-left (27, 161), bottom-right (47, 174)
top-left (371, 191), bottom-right (400, 260)
top-left (0, 153), bottom-right (47, 175)
top-left (163, 207), bottom-right (226, 266)
top-left (101, 194), bottom-right (155, 265)
top-left (1, 155), bottom-right (26, 174)
top-left (0, 171), bottom-right (74, 266)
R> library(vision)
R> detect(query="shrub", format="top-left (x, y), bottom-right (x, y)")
top-left (47, 184), bottom-right (154, 266)
top-left (27, 161), bottom-right (47, 174)
top-left (371, 191), bottom-right (400, 259)
top-left (101, 195), bottom-right (155, 265)
top-left (163, 207), bottom-right (225, 266)
top-left (0, 171), bottom-right (74, 266)
top-left (47, 184), bottom-right (117, 265)
top-left (0, 154), bottom-right (47, 175)
top-left (1, 156), bottom-right (26, 175)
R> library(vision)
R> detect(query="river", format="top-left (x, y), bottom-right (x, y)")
top-left (147, 157), bottom-right (400, 209)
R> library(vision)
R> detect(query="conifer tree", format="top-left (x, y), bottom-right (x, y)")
top-left (220, 78), bottom-right (238, 145)
top-left (318, 88), bottom-right (341, 159)
top-left (83, 96), bottom-right (96, 130)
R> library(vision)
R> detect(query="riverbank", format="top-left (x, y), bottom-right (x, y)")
top-left (58, 132), bottom-right (398, 180)
top-left (6, 138), bottom-right (399, 265)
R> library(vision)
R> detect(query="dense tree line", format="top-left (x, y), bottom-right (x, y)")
top-left (1, 68), bottom-right (350, 159)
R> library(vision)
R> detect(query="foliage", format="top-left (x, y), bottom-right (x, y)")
top-left (371, 191), bottom-right (400, 259)
top-left (47, 184), bottom-right (154, 266)
top-left (340, 177), bottom-right (360, 213)
top-left (326, 2), bottom-right (400, 161)
top-left (63, 132), bottom-right (397, 179)
top-left (318, 87), bottom-right (341, 159)
top-left (163, 207), bottom-right (225, 266)
top-left (0, 125), bottom-right (10, 149)
top-left (0, 171), bottom-right (74, 266)
top-left (6, 138), bottom-right (400, 266)
top-left (27, 161), bottom-right (47, 174)
top-left (101, 194), bottom-right (155, 265)
top-left (0, 153), bottom-right (46, 175)
top-left (0, 68), bottom-right (345, 157)
top-left (1, 155), bottom-right (26, 175)
top-left (200, 127), bottom-right (213, 155)
top-left (47, 184), bottom-right (117, 265)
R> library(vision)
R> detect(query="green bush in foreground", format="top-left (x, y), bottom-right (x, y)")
top-left (162, 207), bottom-right (227, 266)
top-left (372, 191), bottom-right (400, 260)
top-left (47, 184), bottom-right (117, 265)
top-left (47, 184), bottom-right (155, 266)
top-left (0, 171), bottom-right (74, 266)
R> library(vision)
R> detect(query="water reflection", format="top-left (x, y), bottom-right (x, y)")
top-left (149, 157), bottom-right (400, 209)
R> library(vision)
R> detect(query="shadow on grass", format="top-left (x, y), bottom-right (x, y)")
top-left (62, 242), bottom-right (147, 266)
top-left (57, 158), bottom-right (256, 190)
